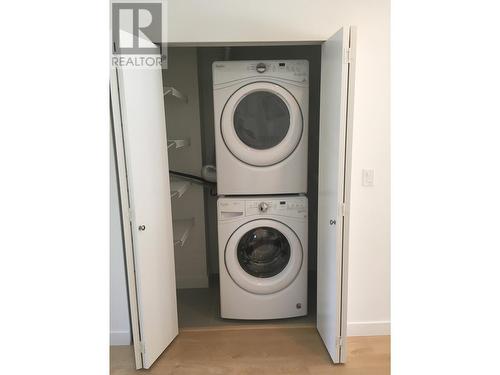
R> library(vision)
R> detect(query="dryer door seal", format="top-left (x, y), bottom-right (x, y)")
top-left (221, 82), bottom-right (303, 166)
top-left (225, 219), bottom-right (303, 295)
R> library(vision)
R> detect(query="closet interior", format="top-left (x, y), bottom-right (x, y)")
top-left (162, 45), bottom-right (322, 330)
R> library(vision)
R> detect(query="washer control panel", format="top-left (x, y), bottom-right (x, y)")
top-left (218, 197), bottom-right (307, 220)
top-left (245, 198), bottom-right (307, 219)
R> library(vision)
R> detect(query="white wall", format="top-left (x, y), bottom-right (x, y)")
top-left (110, 137), bottom-right (131, 345)
top-left (165, 0), bottom-right (391, 336)
top-left (110, 0), bottom-right (390, 341)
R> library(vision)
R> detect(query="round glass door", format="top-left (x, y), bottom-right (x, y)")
top-left (225, 219), bottom-right (303, 295)
top-left (237, 227), bottom-right (291, 278)
top-left (221, 82), bottom-right (303, 167)
top-left (233, 92), bottom-right (290, 150)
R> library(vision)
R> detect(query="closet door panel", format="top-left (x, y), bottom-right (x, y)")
top-left (111, 50), bottom-right (178, 369)
top-left (316, 26), bottom-right (354, 364)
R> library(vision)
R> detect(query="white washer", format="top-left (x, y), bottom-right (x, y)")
top-left (213, 60), bottom-right (309, 195)
top-left (217, 196), bottom-right (308, 320)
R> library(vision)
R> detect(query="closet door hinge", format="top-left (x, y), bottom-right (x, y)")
top-left (339, 202), bottom-right (347, 217)
top-left (343, 48), bottom-right (352, 64)
top-left (336, 336), bottom-right (346, 349)
top-left (140, 341), bottom-right (145, 355)
top-left (128, 208), bottom-right (135, 223)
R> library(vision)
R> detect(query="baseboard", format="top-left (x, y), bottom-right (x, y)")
top-left (347, 321), bottom-right (390, 336)
top-left (110, 323), bottom-right (389, 343)
top-left (110, 330), bottom-right (131, 346)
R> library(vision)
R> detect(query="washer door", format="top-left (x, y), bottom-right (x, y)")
top-left (221, 82), bottom-right (303, 166)
top-left (225, 219), bottom-right (303, 295)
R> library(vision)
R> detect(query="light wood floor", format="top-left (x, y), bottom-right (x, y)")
top-left (110, 328), bottom-right (390, 375)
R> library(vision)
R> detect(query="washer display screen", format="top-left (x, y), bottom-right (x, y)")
top-left (236, 226), bottom-right (291, 278)
top-left (233, 91), bottom-right (290, 150)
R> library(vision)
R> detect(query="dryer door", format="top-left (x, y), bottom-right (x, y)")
top-left (221, 82), bottom-right (303, 166)
top-left (225, 219), bottom-right (303, 294)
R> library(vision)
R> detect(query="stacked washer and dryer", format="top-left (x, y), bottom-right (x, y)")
top-left (213, 60), bottom-right (309, 320)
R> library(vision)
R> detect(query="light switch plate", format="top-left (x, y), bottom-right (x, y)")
top-left (362, 169), bottom-right (374, 187)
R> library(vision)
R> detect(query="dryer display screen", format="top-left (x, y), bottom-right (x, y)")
top-left (233, 91), bottom-right (290, 150)
top-left (236, 227), bottom-right (291, 278)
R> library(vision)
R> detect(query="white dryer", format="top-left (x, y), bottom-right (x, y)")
top-left (213, 60), bottom-right (309, 195)
top-left (217, 196), bottom-right (308, 320)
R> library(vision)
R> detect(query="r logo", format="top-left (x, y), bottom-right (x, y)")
top-left (112, 2), bottom-right (162, 54)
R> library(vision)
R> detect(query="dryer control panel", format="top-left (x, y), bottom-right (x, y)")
top-left (213, 60), bottom-right (309, 85)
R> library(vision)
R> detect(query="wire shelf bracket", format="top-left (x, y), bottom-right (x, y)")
top-left (173, 218), bottom-right (194, 247)
top-left (170, 179), bottom-right (191, 199)
top-left (167, 138), bottom-right (190, 150)
top-left (163, 86), bottom-right (188, 103)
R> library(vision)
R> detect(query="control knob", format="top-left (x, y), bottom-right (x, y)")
top-left (258, 202), bottom-right (269, 212)
top-left (256, 63), bottom-right (267, 73)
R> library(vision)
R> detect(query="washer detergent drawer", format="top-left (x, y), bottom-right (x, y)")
top-left (218, 200), bottom-right (245, 220)
top-left (219, 211), bottom-right (244, 219)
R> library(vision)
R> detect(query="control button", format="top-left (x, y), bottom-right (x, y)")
top-left (258, 202), bottom-right (269, 212)
top-left (256, 63), bottom-right (266, 73)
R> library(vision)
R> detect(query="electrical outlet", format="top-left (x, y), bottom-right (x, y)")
top-left (362, 169), bottom-right (374, 187)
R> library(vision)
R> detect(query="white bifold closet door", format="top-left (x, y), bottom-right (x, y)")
top-left (110, 45), bottom-right (178, 369)
top-left (316, 26), bottom-right (355, 364)
top-left (110, 26), bottom-right (355, 370)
